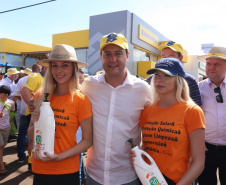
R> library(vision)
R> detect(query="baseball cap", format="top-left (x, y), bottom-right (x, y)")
top-left (146, 58), bottom-right (185, 77)
top-left (0, 85), bottom-right (11, 95)
top-left (100, 33), bottom-right (129, 51)
top-left (159, 41), bottom-right (183, 54)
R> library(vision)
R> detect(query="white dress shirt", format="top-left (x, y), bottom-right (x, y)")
top-left (199, 77), bottom-right (226, 145)
top-left (2, 77), bottom-right (16, 100)
top-left (81, 70), bottom-right (151, 185)
top-left (13, 75), bottom-right (30, 115)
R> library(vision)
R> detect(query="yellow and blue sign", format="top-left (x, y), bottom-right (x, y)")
top-left (0, 53), bottom-right (4, 63)
top-left (138, 25), bottom-right (158, 48)
top-left (199, 61), bottom-right (206, 71)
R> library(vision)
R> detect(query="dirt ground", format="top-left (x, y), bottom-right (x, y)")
top-left (0, 135), bottom-right (33, 185)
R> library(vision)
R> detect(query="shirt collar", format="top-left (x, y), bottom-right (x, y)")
top-left (207, 76), bottom-right (226, 88)
top-left (6, 77), bottom-right (13, 83)
top-left (98, 69), bottom-right (134, 87)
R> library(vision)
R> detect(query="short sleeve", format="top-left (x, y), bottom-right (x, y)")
top-left (139, 106), bottom-right (150, 127)
top-left (77, 94), bottom-right (92, 123)
top-left (24, 74), bottom-right (39, 92)
top-left (185, 105), bottom-right (205, 133)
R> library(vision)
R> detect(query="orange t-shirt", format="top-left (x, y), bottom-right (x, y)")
top-left (139, 101), bottom-right (205, 183)
top-left (32, 91), bottom-right (92, 174)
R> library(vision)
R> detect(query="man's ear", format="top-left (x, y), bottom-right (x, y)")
top-left (126, 51), bottom-right (129, 62)
top-left (180, 55), bottom-right (183, 61)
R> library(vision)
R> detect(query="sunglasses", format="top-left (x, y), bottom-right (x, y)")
top-left (214, 87), bottom-right (223, 103)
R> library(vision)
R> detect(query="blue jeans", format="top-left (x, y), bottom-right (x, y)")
top-left (17, 114), bottom-right (30, 160)
top-left (79, 153), bottom-right (86, 185)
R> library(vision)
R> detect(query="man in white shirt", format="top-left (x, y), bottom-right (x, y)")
top-left (14, 68), bottom-right (32, 131)
top-left (197, 46), bottom-right (226, 185)
top-left (81, 33), bottom-right (151, 185)
top-left (2, 68), bottom-right (19, 100)
top-left (13, 64), bottom-right (41, 164)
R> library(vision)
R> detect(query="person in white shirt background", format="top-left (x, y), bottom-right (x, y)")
top-left (77, 68), bottom-right (87, 185)
top-left (13, 68), bottom-right (32, 134)
top-left (2, 68), bottom-right (19, 100)
top-left (81, 32), bottom-right (151, 185)
top-left (13, 64), bottom-right (41, 168)
top-left (197, 46), bottom-right (226, 185)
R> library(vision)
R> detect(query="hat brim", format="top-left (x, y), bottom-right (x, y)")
top-left (159, 45), bottom-right (177, 52)
top-left (197, 55), bottom-right (226, 62)
top-left (159, 45), bottom-right (183, 54)
top-left (147, 68), bottom-right (177, 76)
top-left (6, 72), bottom-right (19, 75)
top-left (24, 72), bottom-right (31, 75)
top-left (100, 43), bottom-right (127, 52)
top-left (37, 59), bottom-right (88, 68)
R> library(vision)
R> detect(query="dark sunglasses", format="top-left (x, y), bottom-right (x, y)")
top-left (214, 87), bottom-right (223, 103)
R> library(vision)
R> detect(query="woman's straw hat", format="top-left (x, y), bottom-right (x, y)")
top-left (37, 44), bottom-right (88, 68)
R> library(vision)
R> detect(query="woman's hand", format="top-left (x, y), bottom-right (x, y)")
top-left (32, 149), bottom-right (59, 162)
top-left (129, 146), bottom-right (143, 167)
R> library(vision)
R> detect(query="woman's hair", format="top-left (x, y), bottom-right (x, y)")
top-left (36, 62), bottom-right (79, 108)
top-left (150, 74), bottom-right (193, 104)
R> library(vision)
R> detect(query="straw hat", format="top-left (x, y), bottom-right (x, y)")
top-left (37, 44), bottom-right (88, 68)
top-left (20, 68), bottom-right (31, 75)
top-left (23, 68), bottom-right (32, 75)
top-left (6, 68), bottom-right (19, 75)
top-left (198, 46), bottom-right (226, 62)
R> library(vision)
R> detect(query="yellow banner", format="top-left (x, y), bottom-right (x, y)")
top-left (138, 25), bottom-right (158, 48)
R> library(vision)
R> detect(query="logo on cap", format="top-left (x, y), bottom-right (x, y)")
top-left (156, 59), bottom-right (175, 68)
top-left (166, 41), bottom-right (175, 46)
top-left (106, 33), bottom-right (117, 43)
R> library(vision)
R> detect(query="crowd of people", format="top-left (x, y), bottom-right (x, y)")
top-left (0, 32), bottom-right (225, 185)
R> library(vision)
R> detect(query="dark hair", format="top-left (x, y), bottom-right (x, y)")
top-left (32, 64), bottom-right (42, 72)
top-left (0, 85), bottom-right (11, 95)
top-left (177, 52), bottom-right (182, 58)
top-left (79, 68), bottom-right (84, 74)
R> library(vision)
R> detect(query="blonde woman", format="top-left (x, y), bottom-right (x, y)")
top-left (130, 58), bottom-right (205, 185)
top-left (28, 44), bottom-right (92, 185)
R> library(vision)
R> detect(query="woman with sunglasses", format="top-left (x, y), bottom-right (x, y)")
top-left (130, 58), bottom-right (205, 185)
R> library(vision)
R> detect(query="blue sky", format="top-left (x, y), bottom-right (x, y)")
top-left (1, 0), bottom-right (225, 55)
